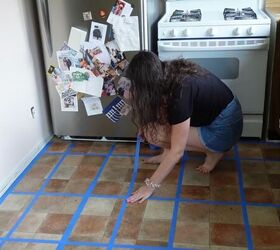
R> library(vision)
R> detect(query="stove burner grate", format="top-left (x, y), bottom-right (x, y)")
top-left (223, 7), bottom-right (257, 20)
top-left (169, 9), bottom-right (202, 22)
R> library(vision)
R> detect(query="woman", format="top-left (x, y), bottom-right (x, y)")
top-left (125, 51), bottom-right (243, 204)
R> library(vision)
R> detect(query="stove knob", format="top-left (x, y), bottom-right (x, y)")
top-left (162, 30), bottom-right (169, 37)
top-left (207, 28), bottom-right (215, 36)
top-left (170, 29), bottom-right (177, 37)
top-left (183, 28), bottom-right (189, 37)
top-left (247, 27), bottom-right (254, 36)
top-left (233, 27), bottom-right (240, 36)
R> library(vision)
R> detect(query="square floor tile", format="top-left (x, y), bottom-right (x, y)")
top-left (247, 206), bottom-right (280, 226)
top-left (37, 213), bottom-right (72, 234)
top-left (266, 161), bottom-right (280, 174)
top-left (138, 219), bottom-right (170, 245)
top-left (14, 212), bottom-right (47, 234)
top-left (91, 141), bottom-right (113, 154)
top-left (47, 141), bottom-right (69, 152)
top-left (0, 195), bottom-right (32, 212)
top-left (245, 188), bottom-right (274, 203)
top-left (82, 198), bottom-right (117, 216)
top-left (143, 200), bottom-right (174, 220)
top-left (25, 243), bottom-right (58, 250)
top-left (70, 199), bottom-right (122, 243)
top-left (92, 181), bottom-right (129, 196)
top-left (177, 203), bottom-right (209, 224)
top-left (251, 225), bottom-right (280, 249)
top-left (115, 202), bottom-right (147, 243)
top-left (210, 223), bottom-right (247, 247)
top-left (238, 143), bottom-right (263, 159)
top-left (210, 205), bottom-right (243, 224)
top-left (14, 177), bottom-right (44, 193)
top-left (113, 143), bottom-right (135, 154)
top-left (1, 242), bottom-right (29, 250)
top-left (242, 160), bottom-right (267, 174)
top-left (174, 221), bottom-right (209, 246)
top-left (261, 145), bottom-right (280, 160)
top-left (183, 159), bottom-right (209, 187)
top-left (27, 155), bottom-right (61, 177)
top-left (0, 211), bottom-right (21, 236)
top-left (30, 196), bottom-right (81, 214)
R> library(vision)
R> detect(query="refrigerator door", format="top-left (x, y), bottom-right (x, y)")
top-left (36, 0), bottom-right (145, 139)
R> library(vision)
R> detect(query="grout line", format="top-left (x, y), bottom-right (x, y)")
top-left (247, 202), bottom-right (280, 208)
top-left (0, 143), bottom-right (74, 248)
top-left (13, 192), bottom-right (279, 208)
top-left (64, 240), bottom-right (108, 247)
top-left (179, 198), bottom-right (241, 206)
top-left (0, 140), bottom-right (53, 205)
top-left (107, 137), bottom-right (141, 249)
top-left (114, 244), bottom-right (195, 250)
top-left (7, 237), bottom-right (59, 244)
top-left (168, 153), bottom-right (188, 248)
top-left (234, 144), bottom-right (254, 250)
top-left (57, 144), bottom-right (116, 250)
top-left (46, 151), bottom-right (280, 162)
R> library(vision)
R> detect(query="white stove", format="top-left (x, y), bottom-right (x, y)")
top-left (157, 0), bottom-right (271, 138)
top-left (158, 0), bottom-right (271, 39)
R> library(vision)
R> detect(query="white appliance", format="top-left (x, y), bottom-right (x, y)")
top-left (158, 0), bottom-right (271, 138)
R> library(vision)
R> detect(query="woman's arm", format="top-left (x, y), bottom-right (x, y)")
top-left (127, 118), bottom-right (190, 203)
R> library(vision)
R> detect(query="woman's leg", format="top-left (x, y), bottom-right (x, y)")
top-left (187, 127), bottom-right (224, 173)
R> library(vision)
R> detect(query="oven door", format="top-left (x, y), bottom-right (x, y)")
top-left (158, 38), bottom-right (270, 137)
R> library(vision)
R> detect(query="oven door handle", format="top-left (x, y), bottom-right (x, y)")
top-left (158, 43), bottom-right (269, 52)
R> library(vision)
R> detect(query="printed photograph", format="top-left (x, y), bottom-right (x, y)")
top-left (114, 76), bottom-right (131, 97)
top-left (83, 41), bottom-right (111, 66)
top-left (57, 50), bottom-right (82, 71)
top-left (81, 97), bottom-right (103, 116)
top-left (112, 0), bottom-right (126, 16)
top-left (89, 21), bottom-right (107, 44)
top-left (107, 0), bottom-right (133, 24)
top-left (60, 88), bottom-right (78, 112)
top-left (105, 40), bottom-right (126, 69)
top-left (102, 76), bottom-right (117, 96)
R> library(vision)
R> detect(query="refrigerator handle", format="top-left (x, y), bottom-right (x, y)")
top-left (38, 0), bottom-right (53, 56)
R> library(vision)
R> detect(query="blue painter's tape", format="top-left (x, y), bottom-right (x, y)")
top-left (57, 144), bottom-right (116, 250)
top-left (234, 145), bottom-right (254, 250)
top-left (180, 198), bottom-right (241, 206)
top-left (247, 202), bottom-right (280, 208)
top-left (168, 153), bottom-right (188, 248)
top-left (107, 137), bottom-right (141, 250)
top-left (63, 240), bottom-right (108, 247)
top-left (8, 237), bottom-right (58, 244)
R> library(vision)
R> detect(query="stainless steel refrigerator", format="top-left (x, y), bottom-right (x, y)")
top-left (36, 0), bottom-right (164, 141)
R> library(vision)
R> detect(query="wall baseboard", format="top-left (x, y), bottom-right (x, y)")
top-left (0, 134), bottom-right (53, 198)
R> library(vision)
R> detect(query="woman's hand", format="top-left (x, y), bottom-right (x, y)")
top-left (126, 185), bottom-right (154, 204)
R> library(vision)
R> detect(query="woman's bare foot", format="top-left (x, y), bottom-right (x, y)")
top-left (196, 151), bottom-right (224, 174)
top-left (143, 149), bottom-right (169, 164)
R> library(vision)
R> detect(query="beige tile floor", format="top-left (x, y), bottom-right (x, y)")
top-left (0, 138), bottom-right (279, 249)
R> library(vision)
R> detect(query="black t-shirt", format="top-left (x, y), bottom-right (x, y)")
top-left (168, 71), bottom-right (234, 127)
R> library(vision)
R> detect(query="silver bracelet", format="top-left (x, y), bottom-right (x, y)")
top-left (144, 178), bottom-right (161, 189)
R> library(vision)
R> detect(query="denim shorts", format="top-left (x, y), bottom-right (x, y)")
top-left (198, 97), bottom-right (243, 153)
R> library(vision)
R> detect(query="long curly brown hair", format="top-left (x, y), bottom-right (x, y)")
top-left (125, 51), bottom-right (205, 136)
